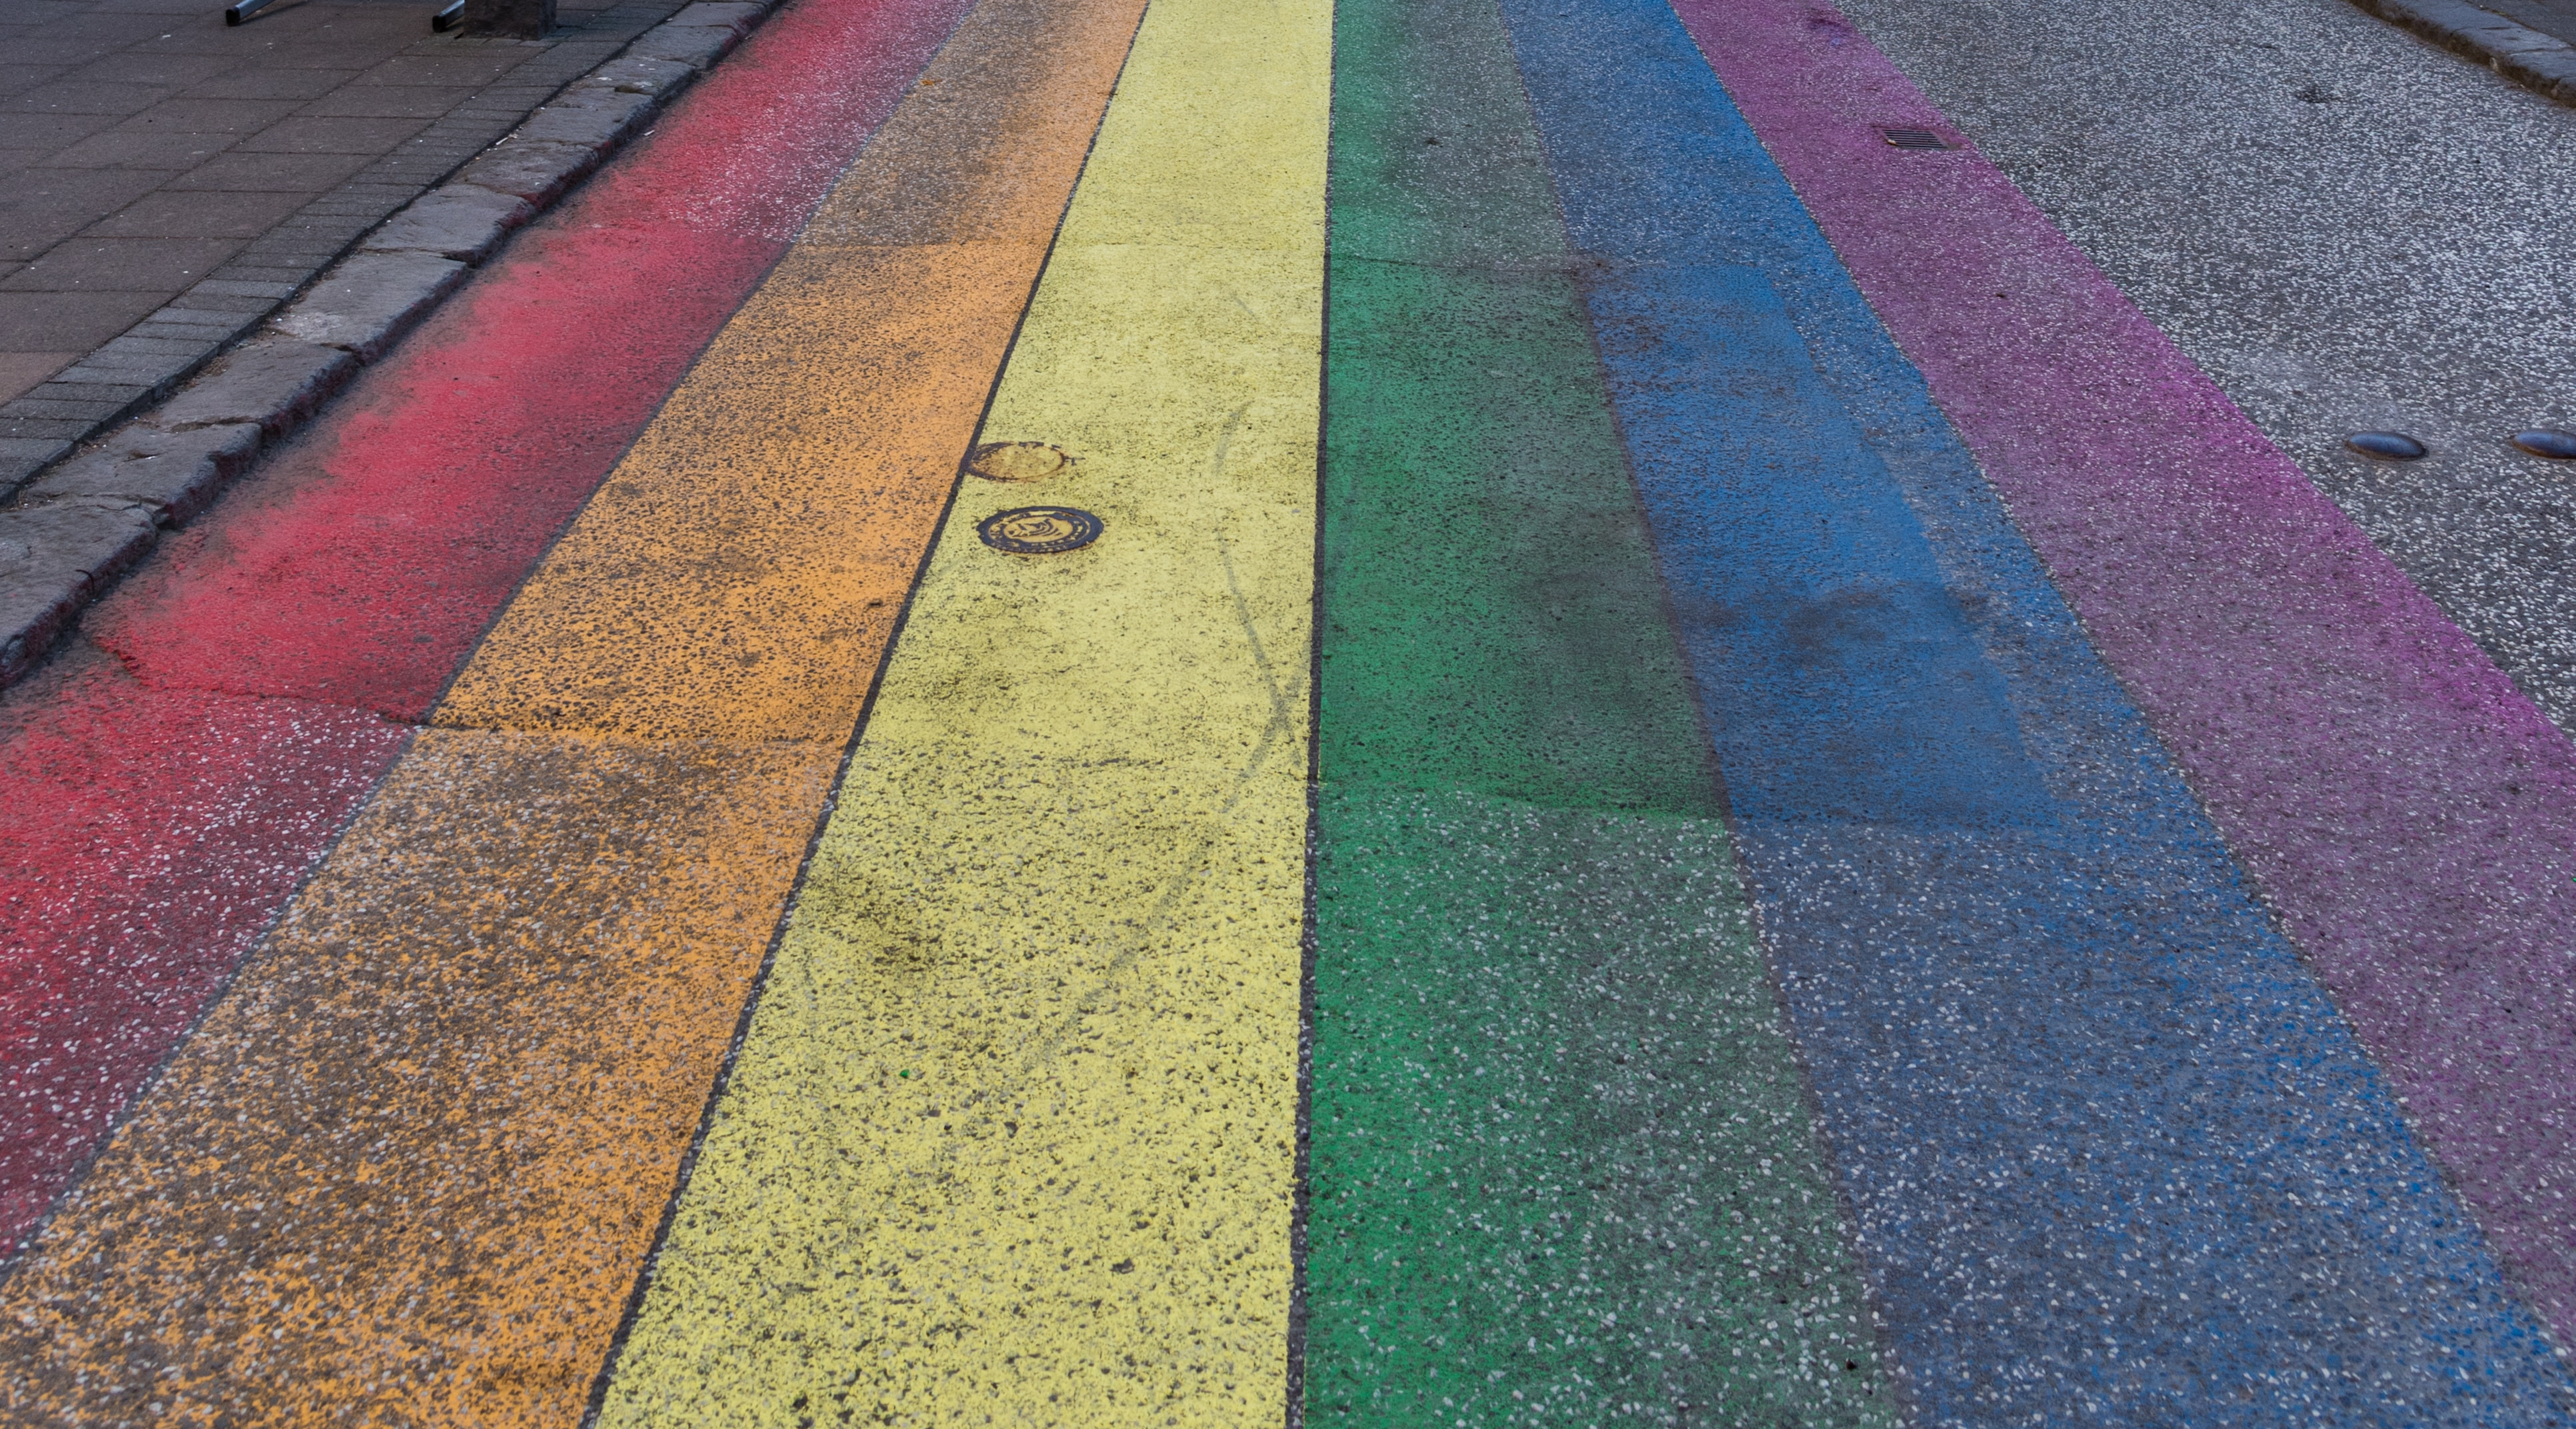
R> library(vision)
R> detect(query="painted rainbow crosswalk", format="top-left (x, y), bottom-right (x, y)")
top-left (3, 0), bottom-right (2575, 1420)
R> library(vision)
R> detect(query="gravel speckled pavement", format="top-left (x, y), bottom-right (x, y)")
top-left (1847, 0), bottom-right (2576, 740)
top-left (3, 0), bottom-right (2576, 1421)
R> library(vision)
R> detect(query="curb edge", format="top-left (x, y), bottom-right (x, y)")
top-left (2345, 0), bottom-right (2576, 106)
top-left (0, 0), bottom-right (785, 691)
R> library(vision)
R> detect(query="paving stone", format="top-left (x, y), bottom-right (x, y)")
top-left (189, 279), bottom-right (298, 301)
top-left (145, 299), bottom-right (255, 323)
top-left (9, 80), bottom-right (175, 117)
top-left (449, 107), bottom-right (541, 127)
top-left (390, 150), bottom-right (485, 175)
top-left (357, 185), bottom-right (535, 263)
top-left (5, 398), bottom-right (129, 423)
top-left (45, 129), bottom-right (243, 173)
top-left (151, 300), bottom-right (263, 320)
top-left (163, 148), bottom-right (379, 193)
top-left (21, 421), bottom-right (260, 525)
top-left (271, 251), bottom-right (468, 361)
top-left (0, 418), bottom-right (95, 443)
top-left (243, 256), bottom-right (367, 281)
top-left (147, 338), bottom-right (355, 437)
top-left (227, 239), bottom-right (345, 263)
top-left (0, 498), bottom-right (156, 687)
top-left (91, 337), bottom-right (206, 361)
top-left (6, 238), bottom-right (243, 294)
top-left (251, 215), bottom-right (378, 247)
top-left (54, 351), bottom-right (199, 388)
top-left (209, 267), bottom-right (322, 289)
top-left (334, 183), bottom-right (427, 203)
top-left (301, 196), bottom-right (413, 219)
top-left (0, 439), bottom-right (75, 498)
top-left (181, 69), bottom-right (365, 104)
top-left (473, 84), bottom-right (575, 105)
top-left (133, 309), bottom-right (253, 332)
top-left (454, 139), bottom-right (600, 206)
top-left (0, 291), bottom-right (169, 352)
top-left (131, 317), bottom-right (254, 343)
top-left (31, 383), bottom-right (150, 405)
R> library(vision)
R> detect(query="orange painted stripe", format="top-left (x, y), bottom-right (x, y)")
top-left (0, 0), bottom-right (1146, 1420)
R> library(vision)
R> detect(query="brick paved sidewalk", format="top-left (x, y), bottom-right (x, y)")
top-left (1, 0), bottom-right (688, 474)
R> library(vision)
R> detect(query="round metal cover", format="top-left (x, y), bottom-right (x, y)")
top-left (2345, 431), bottom-right (2427, 461)
top-left (979, 506), bottom-right (1103, 555)
top-left (2509, 429), bottom-right (2576, 461)
top-left (967, 441), bottom-right (1070, 481)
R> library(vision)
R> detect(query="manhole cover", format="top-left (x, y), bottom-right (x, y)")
top-left (979, 507), bottom-right (1103, 555)
top-left (967, 441), bottom-right (1070, 482)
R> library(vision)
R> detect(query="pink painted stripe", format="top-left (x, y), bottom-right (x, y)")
top-left (0, 0), bottom-right (968, 1259)
top-left (1670, 0), bottom-right (2576, 1343)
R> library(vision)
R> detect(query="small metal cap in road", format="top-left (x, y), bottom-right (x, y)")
top-left (2345, 431), bottom-right (2428, 460)
top-left (967, 442), bottom-right (1071, 481)
top-left (978, 507), bottom-right (1103, 555)
top-left (2509, 429), bottom-right (2576, 461)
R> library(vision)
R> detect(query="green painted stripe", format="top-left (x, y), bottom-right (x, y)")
top-left (1299, 0), bottom-right (1897, 1420)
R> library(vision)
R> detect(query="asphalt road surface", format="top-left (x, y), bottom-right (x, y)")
top-left (2, 0), bottom-right (2573, 1422)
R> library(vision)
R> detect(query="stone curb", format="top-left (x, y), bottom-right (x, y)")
top-left (151, 341), bottom-right (362, 439)
top-left (270, 253), bottom-right (471, 362)
top-left (0, 503), bottom-right (159, 688)
top-left (21, 425), bottom-right (265, 529)
top-left (2346, 0), bottom-right (2576, 105)
top-left (0, 0), bottom-right (790, 692)
top-left (360, 187), bottom-right (537, 265)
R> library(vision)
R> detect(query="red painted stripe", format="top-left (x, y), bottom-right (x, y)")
top-left (0, 0), bottom-right (969, 1256)
top-left (0, 649), bottom-right (405, 1251)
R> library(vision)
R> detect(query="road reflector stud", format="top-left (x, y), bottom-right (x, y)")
top-left (2510, 429), bottom-right (2576, 461)
top-left (2345, 431), bottom-right (2427, 461)
top-left (978, 506), bottom-right (1103, 555)
top-left (1878, 125), bottom-right (1950, 150)
top-left (967, 441), bottom-right (1071, 481)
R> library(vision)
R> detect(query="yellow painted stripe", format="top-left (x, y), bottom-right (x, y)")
top-left (594, 0), bottom-right (1333, 1418)
top-left (0, 1), bottom-right (1149, 1421)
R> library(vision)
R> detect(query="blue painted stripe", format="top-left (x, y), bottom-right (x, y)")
top-left (1585, 259), bottom-right (2052, 826)
top-left (1493, 0), bottom-right (2576, 1422)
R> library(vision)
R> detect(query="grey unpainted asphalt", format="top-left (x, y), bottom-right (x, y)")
top-left (1846, 0), bottom-right (2576, 745)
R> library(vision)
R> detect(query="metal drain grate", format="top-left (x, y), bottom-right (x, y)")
top-left (1879, 126), bottom-right (1949, 150)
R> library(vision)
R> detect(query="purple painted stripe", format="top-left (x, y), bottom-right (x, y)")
top-left (1669, 0), bottom-right (2576, 1346)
